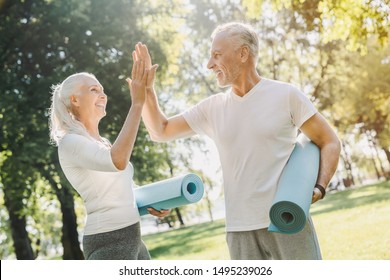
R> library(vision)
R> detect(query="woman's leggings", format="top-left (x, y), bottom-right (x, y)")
top-left (82, 222), bottom-right (151, 260)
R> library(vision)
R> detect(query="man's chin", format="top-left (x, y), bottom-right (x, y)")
top-left (216, 80), bottom-right (230, 88)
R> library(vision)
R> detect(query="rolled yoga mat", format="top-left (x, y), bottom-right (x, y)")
top-left (268, 134), bottom-right (320, 234)
top-left (134, 173), bottom-right (204, 216)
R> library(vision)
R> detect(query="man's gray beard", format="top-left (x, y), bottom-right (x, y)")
top-left (217, 67), bottom-right (240, 88)
top-left (216, 77), bottom-right (231, 88)
top-left (217, 82), bottom-right (230, 88)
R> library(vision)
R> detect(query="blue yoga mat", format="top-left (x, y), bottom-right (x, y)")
top-left (268, 134), bottom-right (320, 234)
top-left (134, 173), bottom-right (204, 216)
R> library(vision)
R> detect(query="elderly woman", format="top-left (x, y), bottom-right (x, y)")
top-left (49, 50), bottom-right (167, 260)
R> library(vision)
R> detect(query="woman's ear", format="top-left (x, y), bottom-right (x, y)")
top-left (70, 95), bottom-right (79, 106)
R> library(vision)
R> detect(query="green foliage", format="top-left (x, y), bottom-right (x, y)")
top-left (326, 43), bottom-right (390, 155)
top-left (242, 0), bottom-right (390, 53)
top-left (0, 186), bottom-right (13, 259)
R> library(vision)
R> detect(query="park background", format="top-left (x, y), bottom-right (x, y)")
top-left (0, 0), bottom-right (389, 260)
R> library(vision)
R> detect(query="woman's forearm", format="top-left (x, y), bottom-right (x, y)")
top-left (111, 104), bottom-right (143, 170)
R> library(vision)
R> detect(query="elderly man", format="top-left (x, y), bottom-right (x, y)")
top-left (138, 22), bottom-right (341, 260)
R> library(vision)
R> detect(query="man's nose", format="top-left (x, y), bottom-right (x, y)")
top-left (207, 57), bottom-right (214, 69)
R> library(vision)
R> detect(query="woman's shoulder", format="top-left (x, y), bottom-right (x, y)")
top-left (60, 133), bottom-right (88, 143)
top-left (58, 133), bottom-right (91, 150)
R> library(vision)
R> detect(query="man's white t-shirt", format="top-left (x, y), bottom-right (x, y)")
top-left (183, 78), bottom-right (317, 232)
top-left (58, 134), bottom-right (140, 235)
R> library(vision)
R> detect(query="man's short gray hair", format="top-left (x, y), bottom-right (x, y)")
top-left (211, 22), bottom-right (259, 61)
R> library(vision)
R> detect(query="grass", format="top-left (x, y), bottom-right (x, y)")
top-left (142, 181), bottom-right (390, 260)
top-left (311, 180), bottom-right (390, 259)
top-left (143, 219), bottom-right (229, 260)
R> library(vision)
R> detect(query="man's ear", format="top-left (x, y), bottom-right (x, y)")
top-left (240, 45), bottom-right (250, 62)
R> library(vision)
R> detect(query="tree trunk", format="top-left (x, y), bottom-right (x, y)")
top-left (3, 184), bottom-right (35, 260)
top-left (370, 154), bottom-right (381, 180)
top-left (46, 162), bottom-right (84, 260)
top-left (204, 180), bottom-right (214, 222)
top-left (55, 182), bottom-right (84, 260)
top-left (365, 131), bottom-right (382, 180)
top-left (384, 148), bottom-right (390, 165)
top-left (383, 148), bottom-right (390, 179)
top-left (206, 196), bottom-right (214, 223)
top-left (60, 196), bottom-right (84, 260)
top-left (373, 143), bottom-right (387, 179)
top-left (341, 141), bottom-right (355, 187)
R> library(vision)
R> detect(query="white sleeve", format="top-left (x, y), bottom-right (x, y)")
top-left (288, 85), bottom-right (317, 128)
top-left (182, 95), bottom-right (218, 138)
top-left (58, 134), bottom-right (119, 172)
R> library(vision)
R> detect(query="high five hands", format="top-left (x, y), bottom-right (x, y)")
top-left (135, 42), bottom-right (158, 91)
top-left (125, 42), bottom-right (159, 105)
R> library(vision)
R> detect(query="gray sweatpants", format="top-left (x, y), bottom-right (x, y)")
top-left (83, 222), bottom-right (151, 260)
top-left (226, 217), bottom-right (322, 260)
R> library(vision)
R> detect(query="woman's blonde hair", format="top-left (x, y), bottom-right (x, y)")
top-left (49, 72), bottom-right (96, 145)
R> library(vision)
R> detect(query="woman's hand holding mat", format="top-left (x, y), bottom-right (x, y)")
top-left (134, 173), bottom-right (204, 216)
top-left (268, 134), bottom-right (320, 234)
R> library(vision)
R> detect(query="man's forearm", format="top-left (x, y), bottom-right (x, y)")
top-left (142, 88), bottom-right (168, 141)
top-left (316, 141), bottom-right (341, 189)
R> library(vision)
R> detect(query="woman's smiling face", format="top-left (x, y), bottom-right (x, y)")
top-left (70, 76), bottom-right (107, 124)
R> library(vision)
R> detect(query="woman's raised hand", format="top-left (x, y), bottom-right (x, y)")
top-left (126, 50), bottom-right (148, 106)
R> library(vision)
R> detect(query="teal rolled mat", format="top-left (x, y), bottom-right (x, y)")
top-left (268, 134), bottom-right (320, 234)
top-left (134, 174), bottom-right (204, 216)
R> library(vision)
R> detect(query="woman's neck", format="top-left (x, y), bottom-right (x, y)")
top-left (82, 120), bottom-right (100, 140)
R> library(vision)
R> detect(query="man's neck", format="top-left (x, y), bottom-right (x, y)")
top-left (232, 71), bottom-right (261, 97)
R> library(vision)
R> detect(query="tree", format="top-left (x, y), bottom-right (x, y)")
top-left (0, 0), bottom-right (178, 259)
top-left (242, 0), bottom-right (390, 53)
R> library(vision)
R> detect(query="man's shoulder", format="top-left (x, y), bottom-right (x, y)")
top-left (262, 77), bottom-right (298, 89)
top-left (197, 91), bottom-right (228, 105)
top-left (259, 78), bottom-right (304, 98)
top-left (208, 91), bottom-right (228, 99)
